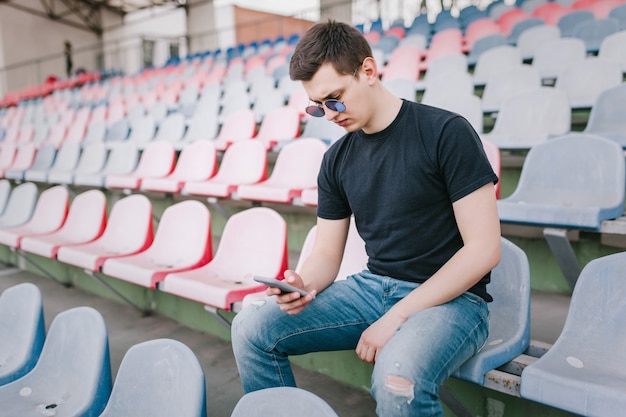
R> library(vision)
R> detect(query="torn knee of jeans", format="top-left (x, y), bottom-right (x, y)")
top-left (385, 375), bottom-right (415, 402)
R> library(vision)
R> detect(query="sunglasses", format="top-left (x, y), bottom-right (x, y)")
top-left (305, 67), bottom-right (360, 118)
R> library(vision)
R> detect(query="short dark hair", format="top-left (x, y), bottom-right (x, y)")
top-left (289, 20), bottom-right (373, 81)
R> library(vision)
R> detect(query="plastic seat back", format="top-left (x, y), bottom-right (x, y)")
top-left (555, 57), bottom-right (623, 109)
top-left (517, 24), bottom-right (561, 60)
top-left (557, 9), bottom-right (594, 36)
top-left (153, 113), bottom-right (186, 144)
top-left (255, 106), bottom-right (301, 149)
top-left (481, 65), bottom-right (542, 113)
top-left (497, 133), bottom-right (626, 228)
top-left (598, 30), bottom-right (626, 73)
top-left (472, 44), bottom-right (522, 85)
top-left (531, 37), bottom-right (586, 80)
top-left (0, 179), bottom-right (11, 215)
top-left (0, 182), bottom-right (38, 228)
top-left (0, 283), bottom-right (45, 386)
top-left (24, 144), bottom-right (57, 173)
top-left (301, 115), bottom-right (347, 143)
top-left (571, 17), bottom-right (620, 52)
top-left (453, 238), bottom-right (530, 383)
top-left (231, 387), bottom-right (339, 417)
top-left (74, 141), bottom-right (108, 176)
top-left (520, 251), bottom-right (626, 416)
top-left (584, 83), bottom-right (626, 147)
top-left (98, 339), bottom-right (206, 417)
top-left (128, 115), bottom-right (157, 147)
top-left (0, 306), bottom-right (112, 417)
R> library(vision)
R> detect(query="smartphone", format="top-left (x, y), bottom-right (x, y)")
top-left (253, 276), bottom-right (314, 299)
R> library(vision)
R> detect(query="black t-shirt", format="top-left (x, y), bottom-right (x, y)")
top-left (317, 100), bottom-right (498, 301)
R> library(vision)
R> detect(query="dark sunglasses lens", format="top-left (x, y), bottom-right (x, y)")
top-left (305, 105), bottom-right (325, 117)
top-left (325, 100), bottom-right (346, 113)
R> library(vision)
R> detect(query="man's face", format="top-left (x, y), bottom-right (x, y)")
top-left (302, 63), bottom-right (366, 133)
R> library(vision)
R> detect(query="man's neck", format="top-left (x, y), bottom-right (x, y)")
top-left (362, 88), bottom-right (404, 134)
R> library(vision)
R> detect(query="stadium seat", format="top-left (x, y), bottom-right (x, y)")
top-left (5, 143), bottom-right (56, 181)
top-left (415, 53), bottom-right (468, 92)
top-left (472, 44), bottom-right (523, 86)
top-left (0, 144), bottom-right (17, 173)
top-left (609, 3), bottom-right (626, 28)
top-left (0, 179), bottom-right (11, 215)
top-left (0, 306), bottom-right (112, 417)
top-left (571, 17), bottom-right (620, 53)
top-left (531, 37), bottom-right (586, 81)
top-left (24, 141), bottom-right (80, 183)
top-left (481, 65), bottom-right (542, 113)
top-left (583, 84), bottom-right (626, 148)
top-left (152, 112), bottom-right (186, 146)
top-left (508, 16), bottom-right (544, 44)
top-left (557, 9), bottom-right (594, 37)
top-left (598, 29), bottom-right (626, 73)
top-left (422, 71), bottom-right (475, 107)
top-left (104, 118), bottom-right (129, 144)
top-left (382, 77), bottom-right (418, 101)
top-left (160, 207), bottom-right (288, 312)
top-left (83, 119), bottom-right (107, 145)
top-left (520, 251), bottom-right (626, 417)
top-left (0, 143), bottom-right (36, 178)
top-left (179, 112), bottom-right (219, 150)
top-left (212, 109), bottom-right (256, 151)
top-left (481, 87), bottom-right (571, 149)
top-left (98, 338), bottom-right (207, 417)
top-left (74, 141), bottom-right (139, 187)
top-left (497, 133), bottom-right (625, 229)
top-left (516, 24), bottom-right (561, 61)
top-left (182, 140), bottom-right (267, 198)
top-left (237, 138), bottom-right (327, 204)
top-left (141, 140), bottom-right (218, 194)
top-left (0, 182), bottom-right (38, 229)
top-left (101, 200), bottom-right (212, 289)
top-left (56, 194), bottom-right (153, 271)
top-left (0, 185), bottom-right (69, 248)
top-left (231, 387), bottom-right (339, 417)
top-left (300, 188), bottom-right (318, 206)
top-left (49, 142), bottom-right (106, 184)
top-left (252, 105), bottom-right (301, 151)
top-left (20, 189), bottom-right (107, 258)
top-left (300, 115), bottom-right (347, 144)
top-left (0, 283), bottom-right (45, 386)
top-left (554, 57), bottom-right (623, 109)
top-left (105, 140), bottom-right (176, 190)
top-left (453, 238), bottom-right (530, 384)
top-left (467, 33), bottom-right (509, 67)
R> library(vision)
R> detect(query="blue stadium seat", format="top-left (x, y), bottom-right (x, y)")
top-left (98, 339), bottom-right (207, 417)
top-left (520, 251), bottom-right (626, 417)
top-left (231, 387), bottom-right (339, 417)
top-left (557, 9), bottom-right (594, 37)
top-left (0, 283), bottom-right (45, 386)
top-left (0, 306), bottom-right (112, 416)
top-left (453, 238), bottom-right (530, 384)
top-left (571, 17), bottom-right (620, 53)
top-left (0, 182), bottom-right (38, 229)
top-left (583, 83), bottom-right (626, 148)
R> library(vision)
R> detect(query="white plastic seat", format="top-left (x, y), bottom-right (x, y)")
top-left (481, 87), bottom-right (571, 150)
top-left (5, 144), bottom-right (56, 181)
top-left (74, 141), bottom-right (138, 187)
top-left (472, 45), bottom-right (523, 86)
top-left (48, 141), bottom-right (106, 184)
top-left (0, 143), bottom-right (36, 178)
top-left (0, 144), bottom-right (17, 173)
top-left (0, 306), bottom-right (112, 417)
top-left (531, 37), bottom-right (586, 81)
top-left (422, 92), bottom-right (484, 134)
top-left (0, 182), bottom-right (38, 229)
top-left (161, 207), bottom-right (288, 311)
top-left (152, 113), bottom-right (186, 146)
top-left (382, 77), bottom-right (418, 102)
top-left (422, 71), bottom-right (475, 106)
top-left (0, 283), bottom-right (45, 386)
top-left (101, 200), bottom-right (212, 289)
top-left (20, 189), bottom-right (107, 259)
top-left (598, 30), bottom-right (626, 73)
top-left (301, 116), bottom-right (346, 144)
top-left (57, 194), bottom-right (153, 271)
top-left (178, 113), bottom-right (219, 150)
top-left (237, 138), bottom-right (327, 204)
top-left (183, 140), bottom-right (267, 198)
top-left (583, 83), bottom-right (626, 148)
top-left (105, 140), bottom-right (175, 190)
top-left (520, 251), bottom-right (626, 417)
top-left (126, 114), bottom-right (157, 149)
top-left (98, 338), bottom-right (207, 417)
top-left (516, 24), bottom-right (561, 60)
top-left (231, 387), bottom-right (339, 417)
top-left (497, 133), bottom-right (626, 229)
top-left (0, 185), bottom-right (69, 248)
top-left (24, 141), bottom-right (81, 183)
top-left (0, 179), bottom-right (11, 215)
top-left (453, 238), bottom-right (530, 384)
top-left (554, 57), bottom-right (623, 109)
top-left (141, 140), bottom-right (217, 194)
top-left (481, 65), bottom-right (542, 113)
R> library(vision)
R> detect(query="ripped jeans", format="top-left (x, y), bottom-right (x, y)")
top-left (231, 271), bottom-right (489, 417)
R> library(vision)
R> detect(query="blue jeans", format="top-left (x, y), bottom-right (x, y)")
top-left (231, 271), bottom-right (489, 417)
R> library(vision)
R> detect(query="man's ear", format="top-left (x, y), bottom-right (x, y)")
top-left (361, 56), bottom-right (379, 85)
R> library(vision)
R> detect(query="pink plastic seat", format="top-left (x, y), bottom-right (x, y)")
top-left (182, 140), bottom-right (267, 198)
top-left (300, 188), bottom-right (318, 206)
top-left (141, 140), bottom-right (218, 193)
top-left (160, 207), bottom-right (288, 311)
top-left (56, 194), bottom-right (153, 271)
top-left (105, 140), bottom-right (176, 190)
top-left (212, 109), bottom-right (256, 151)
top-left (0, 186), bottom-right (69, 248)
top-left (19, 189), bottom-right (107, 259)
top-left (101, 200), bottom-right (212, 289)
top-left (0, 144), bottom-right (17, 173)
top-left (253, 106), bottom-right (301, 150)
top-left (237, 138), bottom-right (327, 203)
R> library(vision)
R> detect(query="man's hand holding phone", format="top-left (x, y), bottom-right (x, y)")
top-left (254, 270), bottom-right (316, 315)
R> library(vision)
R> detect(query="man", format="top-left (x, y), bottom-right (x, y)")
top-left (231, 20), bottom-right (501, 416)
